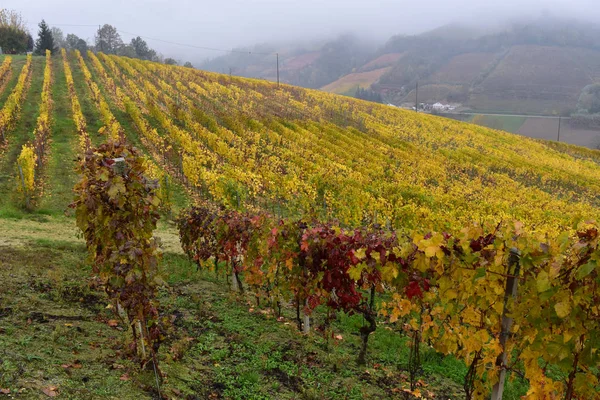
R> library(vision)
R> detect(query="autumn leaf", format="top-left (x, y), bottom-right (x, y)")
top-left (576, 261), bottom-right (596, 280)
top-left (42, 386), bottom-right (58, 397)
top-left (536, 271), bottom-right (551, 293)
top-left (554, 301), bottom-right (570, 318)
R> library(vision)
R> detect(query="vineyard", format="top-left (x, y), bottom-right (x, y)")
top-left (0, 50), bottom-right (599, 400)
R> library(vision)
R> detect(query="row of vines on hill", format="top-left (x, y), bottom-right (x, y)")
top-left (61, 48), bottom-right (90, 152)
top-left (89, 53), bottom-right (600, 238)
top-left (0, 54), bottom-right (31, 145)
top-left (72, 50), bottom-right (600, 398)
top-left (177, 207), bottom-right (600, 399)
top-left (0, 56), bottom-right (13, 96)
top-left (15, 50), bottom-right (53, 207)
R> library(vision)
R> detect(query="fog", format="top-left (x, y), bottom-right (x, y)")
top-left (4, 0), bottom-right (600, 60)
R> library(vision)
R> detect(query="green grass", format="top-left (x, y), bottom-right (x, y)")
top-left (37, 55), bottom-right (79, 215)
top-left (0, 217), bottom-right (530, 399)
top-left (469, 114), bottom-right (526, 133)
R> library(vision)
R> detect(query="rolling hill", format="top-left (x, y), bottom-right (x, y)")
top-left (2, 51), bottom-right (600, 233)
top-left (202, 17), bottom-right (600, 116)
top-left (1, 50), bottom-right (600, 399)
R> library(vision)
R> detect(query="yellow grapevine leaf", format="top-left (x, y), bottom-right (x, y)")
top-left (554, 301), bottom-right (570, 318)
top-left (536, 271), bottom-right (551, 293)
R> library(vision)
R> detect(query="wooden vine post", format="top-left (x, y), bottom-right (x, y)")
top-left (490, 248), bottom-right (521, 400)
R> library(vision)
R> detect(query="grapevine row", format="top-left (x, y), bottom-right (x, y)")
top-left (0, 56), bottom-right (12, 96)
top-left (73, 50), bottom-right (122, 141)
top-left (102, 56), bottom-right (600, 236)
top-left (16, 51), bottom-right (53, 205)
top-left (61, 49), bottom-right (90, 152)
top-left (0, 54), bottom-right (32, 145)
top-left (178, 207), bottom-right (600, 399)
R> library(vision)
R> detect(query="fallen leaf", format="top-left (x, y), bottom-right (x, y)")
top-left (120, 374), bottom-right (130, 381)
top-left (42, 386), bottom-right (58, 397)
top-left (0, 388), bottom-right (10, 394)
top-left (335, 334), bottom-right (343, 340)
top-left (64, 323), bottom-right (73, 327)
top-left (107, 320), bottom-right (119, 327)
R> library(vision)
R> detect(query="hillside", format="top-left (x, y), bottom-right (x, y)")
top-left (199, 35), bottom-right (372, 89)
top-left (202, 18), bottom-right (600, 116)
top-left (1, 51), bottom-right (600, 399)
top-left (2, 51), bottom-right (600, 231)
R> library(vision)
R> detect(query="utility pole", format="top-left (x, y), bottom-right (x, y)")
top-left (98, 25), bottom-right (102, 52)
top-left (557, 116), bottom-right (562, 142)
top-left (276, 53), bottom-right (280, 87)
top-left (415, 81), bottom-right (419, 112)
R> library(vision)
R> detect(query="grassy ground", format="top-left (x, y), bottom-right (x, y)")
top-left (37, 54), bottom-right (79, 214)
top-left (469, 114), bottom-right (526, 133)
top-left (0, 214), bottom-right (530, 399)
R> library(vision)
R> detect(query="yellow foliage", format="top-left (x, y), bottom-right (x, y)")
top-left (16, 144), bottom-right (36, 193)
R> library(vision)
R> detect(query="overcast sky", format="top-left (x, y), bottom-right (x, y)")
top-left (4, 0), bottom-right (600, 61)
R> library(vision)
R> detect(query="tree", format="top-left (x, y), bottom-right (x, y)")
top-left (355, 87), bottom-right (383, 103)
top-left (95, 24), bottom-right (122, 54)
top-left (34, 20), bottom-right (56, 55)
top-left (0, 9), bottom-right (29, 54)
top-left (164, 58), bottom-right (178, 65)
top-left (27, 34), bottom-right (34, 52)
top-left (130, 36), bottom-right (157, 60)
top-left (577, 84), bottom-right (600, 114)
top-left (117, 44), bottom-right (137, 58)
top-left (183, 61), bottom-right (194, 68)
top-left (66, 33), bottom-right (88, 53)
top-left (0, 9), bottom-right (26, 31)
top-left (51, 27), bottom-right (66, 49)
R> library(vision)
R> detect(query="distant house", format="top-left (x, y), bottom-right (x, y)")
top-left (432, 102), bottom-right (445, 111)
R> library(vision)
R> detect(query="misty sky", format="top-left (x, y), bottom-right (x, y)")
top-left (4, 0), bottom-right (600, 61)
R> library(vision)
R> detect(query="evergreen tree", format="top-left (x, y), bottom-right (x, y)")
top-left (34, 20), bottom-right (56, 55)
top-left (27, 34), bottom-right (34, 52)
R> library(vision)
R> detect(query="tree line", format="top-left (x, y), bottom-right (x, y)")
top-left (0, 8), bottom-right (194, 67)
